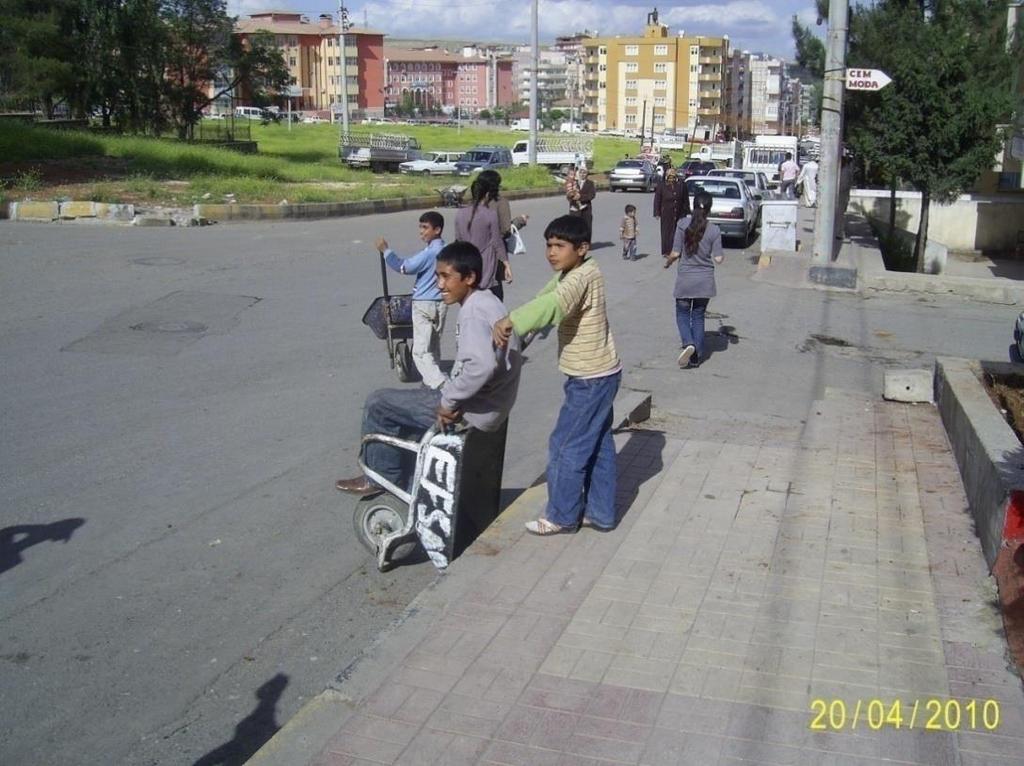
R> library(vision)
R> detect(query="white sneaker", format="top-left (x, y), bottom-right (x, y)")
top-left (678, 345), bottom-right (695, 368)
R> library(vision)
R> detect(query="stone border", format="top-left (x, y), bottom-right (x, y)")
top-left (934, 357), bottom-right (1024, 666)
top-left (852, 218), bottom-right (1024, 305)
top-left (194, 183), bottom-right (599, 223)
top-left (3, 184), bottom-right (588, 226)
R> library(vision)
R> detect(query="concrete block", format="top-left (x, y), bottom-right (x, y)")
top-left (809, 265), bottom-right (858, 289)
top-left (883, 368), bottom-right (933, 403)
top-left (12, 201), bottom-right (59, 221)
top-left (96, 203), bottom-right (135, 221)
top-left (59, 201), bottom-right (97, 219)
top-left (615, 389), bottom-right (652, 428)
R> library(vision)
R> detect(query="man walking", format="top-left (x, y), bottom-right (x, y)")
top-left (778, 152), bottom-right (800, 199)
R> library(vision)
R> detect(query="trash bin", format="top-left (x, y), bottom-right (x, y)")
top-left (760, 199), bottom-right (799, 253)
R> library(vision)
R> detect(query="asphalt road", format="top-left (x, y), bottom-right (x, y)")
top-left (0, 192), bottom-right (1014, 765)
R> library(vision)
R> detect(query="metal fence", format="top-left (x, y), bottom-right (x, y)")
top-left (196, 120), bottom-right (251, 143)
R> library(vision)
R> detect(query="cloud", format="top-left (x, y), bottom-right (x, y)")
top-left (229, 1), bottom-right (809, 58)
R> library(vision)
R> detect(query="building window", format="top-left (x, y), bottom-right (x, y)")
top-left (690, 64), bottom-right (698, 73)
top-left (598, 46), bottom-right (607, 55)
top-left (655, 44), bottom-right (668, 56)
top-left (625, 45), bottom-right (639, 56)
top-left (625, 62), bottom-right (638, 73)
top-left (289, 36), bottom-right (297, 47)
top-left (625, 96), bottom-right (637, 106)
top-left (654, 62), bottom-right (667, 73)
top-left (654, 96), bottom-right (666, 106)
top-left (690, 46), bottom-right (699, 56)
top-left (599, 63), bottom-right (606, 72)
top-left (625, 114), bottom-right (636, 124)
top-left (625, 79), bottom-right (637, 89)
top-left (654, 114), bottom-right (665, 123)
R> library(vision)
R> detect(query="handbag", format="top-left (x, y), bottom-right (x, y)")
top-left (505, 223), bottom-right (526, 256)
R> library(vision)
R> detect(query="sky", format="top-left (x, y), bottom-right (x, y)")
top-left (227, 1), bottom-right (823, 61)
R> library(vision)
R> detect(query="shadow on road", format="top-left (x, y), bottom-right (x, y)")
top-left (0, 518), bottom-right (86, 575)
top-left (192, 673), bottom-right (289, 766)
top-left (613, 429), bottom-right (667, 527)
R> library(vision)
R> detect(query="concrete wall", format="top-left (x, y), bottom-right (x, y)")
top-left (849, 189), bottom-right (1024, 255)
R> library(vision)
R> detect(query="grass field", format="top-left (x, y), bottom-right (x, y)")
top-left (0, 120), bottom-right (660, 207)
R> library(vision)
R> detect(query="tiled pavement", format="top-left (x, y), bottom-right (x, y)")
top-left (284, 389), bottom-right (1024, 765)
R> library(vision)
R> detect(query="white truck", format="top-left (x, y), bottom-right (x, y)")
top-left (511, 118), bottom-right (531, 131)
top-left (741, 135), bottom-right (799, 184)
top-left (339, 131), bottom-right (422, 172)
top-left (510, 137), bottom-right (594, 170)
top-left (689, 140), bottom-right (742, 168)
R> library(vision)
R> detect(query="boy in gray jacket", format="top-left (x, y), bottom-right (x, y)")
top-left (336, 242), bottom-right (522, 496)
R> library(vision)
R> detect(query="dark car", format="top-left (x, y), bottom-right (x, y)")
top-left (680, 160), bottom-right (716, 179)
top-left (454, 146), bottom-right (513, 175)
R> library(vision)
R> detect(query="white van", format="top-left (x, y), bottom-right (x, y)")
top-left (235, 106), bottom-right (266, 120)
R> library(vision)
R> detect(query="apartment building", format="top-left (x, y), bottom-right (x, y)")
top-left (384, 47), bottom-right (514, 114)
top-left (234, 11), bottom-right (385, 118)
top-left (554, 31), bottom-right (597, 107)
top-left (512, 48), bottom-right (569, 109)
top-left (725, 51), bottom-right (786, 137)
top-left (580, 9), bottom-right (728, 140)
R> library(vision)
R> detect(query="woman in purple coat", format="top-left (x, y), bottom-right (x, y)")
top-left (653, 167), bottom-right (690, 258)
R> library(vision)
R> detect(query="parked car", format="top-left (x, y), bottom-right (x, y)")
top-left (706, 168), bottom-right (774, 223)
top-left (706, 168), bottom-right (773, 199)
top-left (685, 176), bottom-right (760, 245)
top-left (454, 146), bottom-right (513, 175)
top-left (302, 114), bottom-right (326, 124)
top-left (399, 151), bottom-right (465, 175)
top-left (680, 160), bottom-right (717, 179)
top-left (608, 159), bottom-right (657, 192)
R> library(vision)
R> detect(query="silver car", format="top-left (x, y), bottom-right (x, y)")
top-left (609, 159), bottom-right (657, 192)
top-left (685, 176), bottom-right (760, 245)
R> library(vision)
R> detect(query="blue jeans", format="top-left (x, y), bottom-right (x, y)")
top-left (361, 387), bottom-right (441, 488)
top-left (545, 371), bottom-right (621, 529)
top-left (675, 298), bottom-right (710, 358)
top-left (622, 238), bottom-right (637, 260)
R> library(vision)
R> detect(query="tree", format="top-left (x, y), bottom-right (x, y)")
top-left (162, 0), bottom-right (288, 139)
top-left (844, 0), bottom-right (1020, 271)
top-left (791, 15), bottom-right (825, 78)
top-left (478, 108), bottom-right (491, 120)
top-left (0, 0), bottom-right (76, 116)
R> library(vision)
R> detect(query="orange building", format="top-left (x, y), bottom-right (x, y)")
top-left (234, 11), bottom-right (385, 118)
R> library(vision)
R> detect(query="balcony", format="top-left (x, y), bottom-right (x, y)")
top-left (698, 56), bottom-right (720, 65)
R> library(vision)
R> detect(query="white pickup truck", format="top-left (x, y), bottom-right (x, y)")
top-left (510, 137), bottom-right (594, 170)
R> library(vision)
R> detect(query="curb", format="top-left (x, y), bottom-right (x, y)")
top-left (245, 390), bottom-right (651, 765)
top-left (934, 357), bottom-right (1024, 668)
top-left (194, 184), bottom-right (591, 224)
top-left (4, 181), bottom-right (608, 227)
top-left (852, 220), bottom-right (1024, 304)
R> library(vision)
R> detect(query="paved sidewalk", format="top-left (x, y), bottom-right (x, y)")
top-left (252, 389), bottom-right (1024, 765)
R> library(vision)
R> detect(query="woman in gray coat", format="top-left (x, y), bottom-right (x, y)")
top-left (663, 191), bottom-right (724, 368)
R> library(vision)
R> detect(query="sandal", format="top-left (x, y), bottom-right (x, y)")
top-left (525, 518), bottom-right (575, 536)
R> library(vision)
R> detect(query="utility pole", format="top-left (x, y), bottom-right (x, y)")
top-left (528, 0), bottom-right (538, 164)
top-left (337, 0), bottom-right (351, 140)
top-left (813, 0), bottom-right (849, 263)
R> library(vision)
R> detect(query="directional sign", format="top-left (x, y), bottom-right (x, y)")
top-left (845, 68), bottom-right (892, 91)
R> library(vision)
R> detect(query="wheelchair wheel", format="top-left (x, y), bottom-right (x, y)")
top-left (353, 494), bottom-right (417, 562)
top-left (395, 340), bottom-right (416, 382)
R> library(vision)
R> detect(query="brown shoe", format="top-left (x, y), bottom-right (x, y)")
top-left (334, 475), bottom-right (382, 497)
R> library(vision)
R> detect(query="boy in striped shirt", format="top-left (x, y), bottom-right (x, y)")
top-left (493, 215), bottom-right (622, 535)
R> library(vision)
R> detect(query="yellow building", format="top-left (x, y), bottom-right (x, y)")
top-left (581, 10), bottom-right (728, 140)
